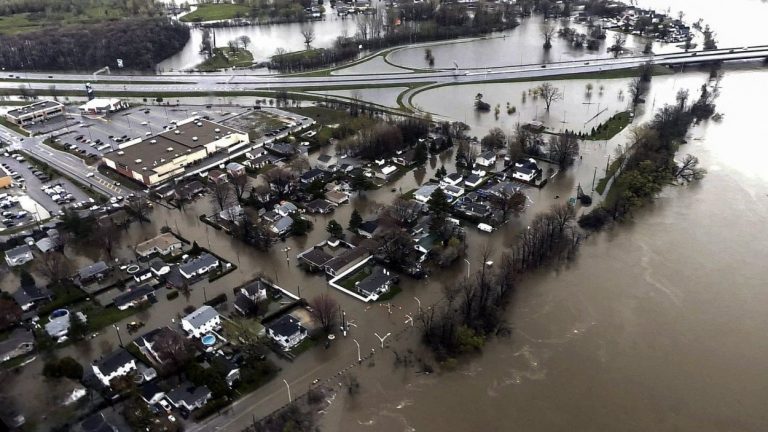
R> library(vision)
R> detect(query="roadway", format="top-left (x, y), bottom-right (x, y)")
top-left (2, 45), bottom-right (768, 94)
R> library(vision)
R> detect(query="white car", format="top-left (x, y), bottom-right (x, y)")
top-left (158, 399), bottom-right (172, 413)
top-left (477, 223), bottom-right (493, 233)
top-left (86, 172), bottom-right (94, 178)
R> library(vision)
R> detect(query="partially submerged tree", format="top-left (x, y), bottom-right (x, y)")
top-left (300, 24), bottom-right (316, 48)
top-left (674, 154), bottom-right (706, 182)
top-left (535, 82), bottom-right (563, 111)
top-left (308, 293), bottom-right (338, 333)
top-left (548, 132), bottom-right (580, 168)
top-left (541, 22), bottom-right (556, 49)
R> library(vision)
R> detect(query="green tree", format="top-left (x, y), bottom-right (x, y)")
top-left (290, 214), bottom-right (311, 236)
top-left (428, 188), bottom-right (451, 237)
top-left (414, 142), bottom-right (428, 165)
top-left (19, 269), bottom-right (35, 287)
top-left (326, 220), bottom-right (343, 239)
top-left (348, 209), bottom-right (363, 231)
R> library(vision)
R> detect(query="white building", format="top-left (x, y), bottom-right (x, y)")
top-left (181, 305), bottom-right (221, 338)
top-left (78, 98), bottom-right (128, 115)
top-left (92, 348), bottom-right (137, 387)
top-left (4, 100), bottom-right (64, 126)
top-left (414, 184), bottom-right (439, 204)
top-left (178, 253), bottom-right (219, 279)
top-left (475, 151), bottom-right (497, 167)
top-left (441, 173), bottom-right (464, 187)
top-left (135, 232), bottom-right (183, 258)
top-left (4, 245), bottom-right (33, 267)
top-left (267, 315), bottom-right (307, 351)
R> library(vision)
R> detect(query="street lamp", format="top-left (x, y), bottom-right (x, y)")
top-left (413, 297), bottom-right (422, 313)
top-left (353, 339), bottom-right (361, 363)
top-left (283, 379), bottom-right (292, 403)
top-left (463, 258), bottom-right (470, 279)
top-left (113, 324), bottom-right (123, 347)
top-left (374, 332), bottom-right (391, 349)
top-left (282, 247), bottom-right (291, 264)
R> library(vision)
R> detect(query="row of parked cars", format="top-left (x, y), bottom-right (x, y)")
top-left (41, 183), bottom-right (77, 206)
top-left (0, 193), bottom-right (28, 228)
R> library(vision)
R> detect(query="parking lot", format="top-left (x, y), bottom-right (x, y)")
top-left (45, 104), bottom-right (239, 158)
top-left (0, 154), bottom-right (92, 226)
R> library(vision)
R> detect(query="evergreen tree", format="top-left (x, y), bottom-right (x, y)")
top-left (326, 220), bottom-right (343, 239)
top-left (348, 209), bottom-right (363, 231)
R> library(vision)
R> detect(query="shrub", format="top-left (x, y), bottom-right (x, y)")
top-left (166, 290), bottom-right (180, 300)
top-left (578, 207), bottom-right (612, 231)
top-left (43, 356), bottom-right (84, 380)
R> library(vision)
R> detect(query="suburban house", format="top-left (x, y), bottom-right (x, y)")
top-left (92, 348), bottom-right (137, 387)
top-left (414, 184), bottom-right (440, 204)
top-left (113, 285), bottom-right (153, 311)
top-left (297, 246), bottom-right (334, 272)
top-left (325, 190), bottom-right (349, 205)
top-left (140, 382), bottom-right (166, 405)
top-left (4, 245), bottom-right (33, 267)
top-left (133, 268), bottom-right (153, 284)
top-left (441, 184), bottom-right (465, 199)
top-left (512, 165), bottom-right (538, 182)
top-left (392, 149), bottom-right (416, 166)
top-left (167, 382), bottom-right (212, 411)
top-left (464, 174), bottom-right (484, 188)
top-left (233, 280), bottom-right (268, 315)
top-left (325, 246), bottom-right (370, 277)
top-left (174, 181), bottom-right (206, 201)
top-left (299, 168), bottom-right (326, 184)
top-left (12, 284), bottom-right (51, 311)
top-left (0, 328), bottom-right (35, 362)
top-left (377, 165), bottom-right (397, 179)
top-left (78, 261), bottom-right (110, 284)
top-left (219, 205), bottom-right (244, 222)
top-left (179, 253), bottom-right (219, 279)
top-left (244, 153), bottom-right (278, 170)
top-left (356, 266), bottom-right (396, 300)
top-left (475, 151), bottom-right (497, 167)
top-left (306, 199), bottom-right (335, 214)
top-left (266, 315), bottom-right (307, 351)
top-left (134, 326), bottom-right (187, 364)
top-left (208, 170), bottom-right (228, 185)
top-left (316, 154), bottom-right (334, 170)
top-left (234, 292), bottom-right (257, 316)
top-left (181, 305), bottom-right (221, 338)
top-left (266, 142), bottom-right (296, 157)
top-left (441, 173), bottom-right (464, 187)
top-left (225, 161), bottom-right (246, 177)
top-left (271, 216), bottom-right (294, 235)
top-left (357, 220), bottom-right (380, 238)
top-left (135, 232), bottom-right (183, 258)
top-left (149, 257), bottom-right (170, 277)
top-left (275, 201), bottom-right (298, 217)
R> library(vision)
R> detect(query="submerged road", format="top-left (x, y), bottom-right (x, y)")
top-left (1, 46), bottom-right (767, 94)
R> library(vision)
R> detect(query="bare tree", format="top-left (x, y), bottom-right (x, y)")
top-left (231, 172), bottom-right (250, 202)
top-left (152, 328), bottom-right (195, 374)
top-left (535, 82), bottom-right (563, 111)
top-left (288, 156), bottom-right (311, 174)
top-left (238, 35), bottom-right (251, 50)
top-left (126, 196), bottom-right (151, 223)
top-left (0, 299), bottom-right (21, 331)
top-left (300, 24), bottom-right (316, 48)
top-left (36, 251), bottom-right (73, 283)
top-left (609, 33), bottom-right (627, 57)
top-left (308, 293), bottom-right (338, 333)
top-left (263, 167), bottom-right (296, 196)
top-left (384, 197), bottom-right (421, 228)
top-left (548, 133), bottom-right (580, 168)
top-left (674, 154), bottom-right (706, 182)
top-left (541, 22), bottom-right (556, 49)
top-left (628, 78), bottom-right (645, 106)
top-left (210, 181), bottom-right (233, 212)
top-left (491, 190), bottom-right (527, 220)
top-left (356, 17), bottom-right (370, 40)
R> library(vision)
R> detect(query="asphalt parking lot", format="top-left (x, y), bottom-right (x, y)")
top-left (0, 155), bottom-right (91, 213)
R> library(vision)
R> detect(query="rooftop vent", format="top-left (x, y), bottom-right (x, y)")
top-left (174, 130), bottom-right (181, 135)
top-left (117, 151), bottom-right (124, 156)
top-left (142, 167), bottom-right (147, 171)
top-left (150, 139), bottom-right (157, 144)
top-left (214, 128), bottom-right (220, 133)
top-left (192, 136), bottom-right (198, 142)
top-left (135, 159), bottom-right (142, 164)
top-left (166, 147), bottom-right (174, 152)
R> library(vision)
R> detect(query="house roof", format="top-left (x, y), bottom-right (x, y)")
top-left (465, 174), bottom-right (482, 184)
top-left (183, 305), bottom-right (219, 329)
top-left (414, 184), bottom-right (439, 198)
top-left (479, 151), bottom-right (496, 160)
top-left (208, 169), bottom-right (226, 180)
top-left (267, 142), bottom-right (295, 156)
top-left (149, 257), bottom-right (168, 272)
top-left (94, 348), bottom-right (135, 376)
top-left (234, 292), bottom-right (256, 315)
top-left (300, 168), bottom-right (325, 181)
top-left (140, 381), bottom-right (165, 401)
top-left (276, 201), bottom-right (298, 214)
top-left (300, 247), bottom-right (333, 267)
top-left (5, 244), bottom-right (31, 260)
top-left (273, 216), bottom-right (294, 232)
top-left (113, 285), bottom-right (153, 308)
top-left (325, 246), bottom-right (369, 272)
top-left (179, 253), bottom-right (218, 275)
top-left (167, 382), bottom-right (211, 406)
top-left (443, 184), bottom-right (463, 194)
top-left (242, 280), bottom-right (267, 298)
top-left (317, 154), bottom-right (333, 163)
top-left (176, 180), bottom-right (205, 198)
top-left (135, 232), bottom-right (181, 256)
top-left (35, 237), bottom-right (55, 253)
top-left (515, 166), bottom-right (535, 176)
top-left (12, 284), bottom-right (50, 306)
top-left (445, 173), bottom-right (463, 182)
top-left (306, 199), bottom-right (334, 212)
top-left (358, 220), bottom-right (379, 235)
top-left (356, 266), bottom-right (394, 297)
top-left (79, 261), bottom-right (109, 279)
top-left (226, 161), bottom-right (245, 171)
top-left (267, 315), bottom-right (305, 338)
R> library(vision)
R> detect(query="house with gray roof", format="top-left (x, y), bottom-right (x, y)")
top-left (13, 284), bottom-right (51, 311)
top-left (356, 266), bottom-right (396, 299)
top-left (181, 305), bottom-right (221, 338)
top-left (271, 216), bottom-right (294, 235)
top-left (113, 285), bottom-right (153, 311)
top-left (4, 245), bottom-right (33, 267)
top-left (179, 253), bottom-right (219, 279)
top-left (167, 382), bottom-right (212, 411)
top-left (78, 261), bottom-right (110, 284)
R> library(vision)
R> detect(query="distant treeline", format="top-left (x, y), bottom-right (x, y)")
top-left (270, 5), bottom-right (518, 72)
top-left (0, 0), bottom-right (161, 17)
top-left (0, 18), bottom-right (189, 71)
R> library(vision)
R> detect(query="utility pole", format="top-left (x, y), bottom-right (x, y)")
top-left (592, 166), bottom-right (597, 192)
top-left (113, 324), bottom-right (123, 347)
top-left (283, 379), bottom-right (292, 403)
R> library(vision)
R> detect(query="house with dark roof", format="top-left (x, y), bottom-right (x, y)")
top-left (306, 199), bottom-right (335, 214)
top-left (234, 292), bottom-right (257, 316)
top-left (79, 412), bottom-right (118, 432)
top-left (357, 220), bottom-right (380, 238)
top-left (441, 184), bottom-right (464, 199)
top-left (4, 245), bottom-right (33, 267)
top-left (133, 267), bottom-right (154, 284)
top-left (392, 149), bottom-right (416, 166)
top-left (464, 174), bottom-right (484, 188)
top-left (297, 247), bottom-right (333, 272)
top-left (209, 354), bottom-right (240, 387)
top-left (175, 180), bottom-right (205, 201)
top-left (267, 315), bottom-right (307, 351)
top-left (208, 170), bottom-right (228, 184)
top-left (78, 261), bottom-right (110, 284)
top-left (92, 348), bottom-right (137, 387)
top-left (12, 284), bottom-right (51, 311)
top-left (299, 168), bottom-right (326, 184)
top-left (476, 151), bottom-right (497, 167)
top-left (324, 246), bottom-right (370, 277)
top-left (149, 257), bottom-right (170, 277)
top-left (266, 142), bottom-right (296, 157)
top-left (181, 305), bottom-right (220, 338)
top-left (441, 172), bottom-right (464, 187)
top-left (139, 381), bottom-right (166, 405)
top-left (355, 266), bottom-right (396, 299)
top-left (167, 382), bottom-right (212, 411)
top-left (233, 280), bottom-right (267, 316)
top-left (113, 285), bottom-right (153, 311)
top-left (179, 253), bottom-right (219, 279)
top-left (316, 154), bottom-right (334, 170)
top-left (0, 328), bottom-right (34, 362)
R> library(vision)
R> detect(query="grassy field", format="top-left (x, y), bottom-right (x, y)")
top-left (586, 111), bottom-right (632, 141)
top-left (197, 47), bottom-right (254, 72)
top-left (0, 3), bottom-right (155, 35)
top-left (180, 4), bottom-right (251, 22)
top-left (0, 117), bottom-right (30, 136)
top-left (596, 156), bottom-right (626, 195)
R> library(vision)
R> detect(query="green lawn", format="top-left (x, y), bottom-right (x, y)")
top-left (181, 4), bottom-right (251, 22)
top-left (595, 156), bottom-right (626, 195)
top-left (0, 117), bottom-right (30, 136)
top-left (197, 47), bottom-right (254, 72)
top-left (586, 111), bottom-right (632, 141)
top-left (339, 267), bottom-right (372, 291)
top-left (0, 3), bottom-right (152, 35)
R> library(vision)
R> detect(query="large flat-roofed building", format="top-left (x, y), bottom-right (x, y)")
top-left (4, 100), bottom-right (65, 126)
top-left (102, 118), bottom-right (249, 186)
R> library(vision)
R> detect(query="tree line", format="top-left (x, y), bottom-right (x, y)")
top-left (0, 18), bottom-right (189, 71)
top-left (0, 0), bottom-right (161, 17)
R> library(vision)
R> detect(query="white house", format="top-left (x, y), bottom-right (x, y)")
top-left (178, 253), bottom-right (219, 279)
top-left (441, 184), bottom-right (464, 199)
top-left (92, 348), bottom-right (137, 387)
top-left (475, 151), bottom-right (497, 167)
top-left (267, 315), bottom-right (307, 351)
top-left (167, 383), bottom-right (212, 411)
top-left (135, 233), bottom-right (183, 258)
top-left (4, 245), bottom-right (33, 267)
top-left (414, 184), bottom-right (439, 204)
top-left (181, 305), bottom-right (221, 338)
top-left (441, 173), bottom-right (463, 187)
